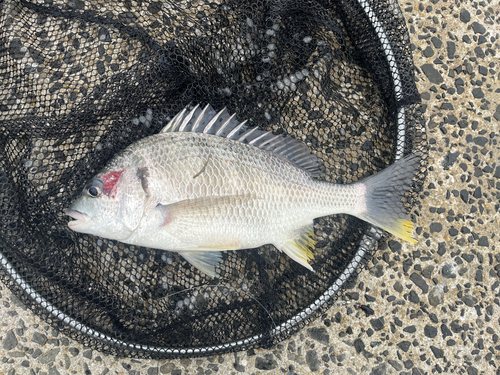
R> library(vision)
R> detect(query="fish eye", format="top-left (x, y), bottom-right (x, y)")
top-left (85, 178), bottom-right (104, 198)
top-left (88, 186), bottom-right (101, 197)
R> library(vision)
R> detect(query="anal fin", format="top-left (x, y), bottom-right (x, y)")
top-left (177, 251), bottom-right (223, 278)
top-left (278, 223), bottom-right (316, 272)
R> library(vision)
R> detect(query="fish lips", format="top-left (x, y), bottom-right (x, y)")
top-left (65, 208), bottom-right (91, 229)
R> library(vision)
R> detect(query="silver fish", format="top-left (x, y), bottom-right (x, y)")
top-left (66, 104), bottom-right (418, 277)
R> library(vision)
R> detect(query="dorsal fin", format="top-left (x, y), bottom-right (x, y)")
top-left (160, 104), bottom-right (322, 177)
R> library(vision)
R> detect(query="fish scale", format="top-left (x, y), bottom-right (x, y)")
top-left (136, 134), bottom-right (320, 235)
top-left (66, 104), bottom-right (419, 277)
top-left (140, 134), bottom-right (316, 207)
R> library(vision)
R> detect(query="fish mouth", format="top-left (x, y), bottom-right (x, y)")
top-left (65, 209), bottom-right (90, 228)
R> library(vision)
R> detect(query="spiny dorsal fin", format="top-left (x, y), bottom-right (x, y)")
top-left (160, 104), bottom-right (322, 177)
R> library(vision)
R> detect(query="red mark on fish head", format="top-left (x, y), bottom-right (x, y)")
top-left (98, 170), bottom-right (124, 198)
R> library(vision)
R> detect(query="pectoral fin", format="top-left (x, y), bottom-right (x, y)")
top-left (278, 223), bottom-right (316, 272)
top-left (177, 251), bottom-right (223, 278)
top-left (156, 194), bottom-right (259, 227)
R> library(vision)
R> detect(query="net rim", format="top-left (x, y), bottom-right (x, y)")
top-left (0, 0), bottom-right (419, 357)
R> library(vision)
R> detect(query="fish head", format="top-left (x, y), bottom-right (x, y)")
top-left (66, 168), bottom-right (147, 241)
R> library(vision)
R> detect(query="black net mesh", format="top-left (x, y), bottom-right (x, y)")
top-left (0, 0), bottom-right (426, 358)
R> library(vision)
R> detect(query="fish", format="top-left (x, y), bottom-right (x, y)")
top-left (66, 104), bottom-right (419, 277)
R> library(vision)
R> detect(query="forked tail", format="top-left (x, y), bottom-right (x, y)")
top-left (356, 154), bottom-right (420, 243)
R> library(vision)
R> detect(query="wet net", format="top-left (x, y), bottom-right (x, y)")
top-left (0, 0), bottom-right (426, 358)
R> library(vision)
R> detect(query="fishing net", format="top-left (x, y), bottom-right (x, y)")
top-left (0, 0), bottom-right (426, 358)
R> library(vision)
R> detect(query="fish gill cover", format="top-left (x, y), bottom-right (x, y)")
top-left (0, 0), bottom-right (426, 358)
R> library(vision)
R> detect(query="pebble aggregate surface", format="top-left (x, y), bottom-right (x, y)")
top-left (1, 0), bottom-right (499, 373)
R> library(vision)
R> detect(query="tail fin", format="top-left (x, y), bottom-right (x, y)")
top-left (357, 154), bottom-right (420, 243)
